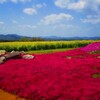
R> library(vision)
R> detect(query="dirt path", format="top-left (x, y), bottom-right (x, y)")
top-left (0, 89), bottom-right (25, 100)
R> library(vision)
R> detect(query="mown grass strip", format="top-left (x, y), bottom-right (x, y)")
top-left (26, 48), bottom-right (74, 54)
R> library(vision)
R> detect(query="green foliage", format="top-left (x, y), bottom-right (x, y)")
top-left (26, 48), bottom-right (73, 54)
top-left (19, 37), bottom-right (30, 41)
top-left (0, 40), bottom-right (99, 52)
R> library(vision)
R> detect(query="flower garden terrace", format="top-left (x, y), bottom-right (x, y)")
top-left (0, 42), bottom-right (100, 100)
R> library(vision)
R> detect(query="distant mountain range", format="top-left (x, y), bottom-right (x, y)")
top-left (41, 36), bottom-right (100, 40)
top-left (0, 34), bottom-right (100, 41)
top-left (0, 34), bottom-right (31, 41)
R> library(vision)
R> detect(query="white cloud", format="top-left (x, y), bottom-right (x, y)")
top-left (55, 0), bottom-right (69, 8)
top-left (55, 0), bottom-right (86, 11)
top-left (23, 8), bottom-right (37, 15)
top-left (19, 24), bottom-right (37, 28)
top-left (12, 20), bottom-right (18, 24)
top-left (23, 3), bottom-right (46, 16)
top-left (0, 0), bottom-right (31, 3)
top-left (11, 0), bottom-right (31, 3)
top-left (53, 24), bottom-right (74, 29)
top-left (0, 0), bottom-right (6, 4)
top-left (67, 0), bottom-right (86, 10)
top-left (55, 0), bottom-right (100, 24)
top-left (0, 21), bottom-right (4, 25)
top-left (55, 0), bottom-right (100, 13)
top-left (81, 15), bottom-right (100, 24)
top-left (40, 13), bottom-right (73, 25)
top-left (36, 4), bottom-right (43, 8)
top-left (11, 0), bottom-right (18, 3)
top-left (36, 3), bottom-right (47, 8)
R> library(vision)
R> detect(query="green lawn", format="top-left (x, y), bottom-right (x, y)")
top-left (26, 48), bottom-right (75, 54)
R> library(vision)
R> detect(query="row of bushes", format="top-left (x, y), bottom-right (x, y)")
top-left (0, 40), bottom-right (97, 52)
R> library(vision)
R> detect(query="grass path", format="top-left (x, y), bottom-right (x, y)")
top-left (26, 48), bottom-right (75, 54)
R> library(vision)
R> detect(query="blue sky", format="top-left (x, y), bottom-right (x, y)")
top-left (0, 0), bottom-right (100, 37)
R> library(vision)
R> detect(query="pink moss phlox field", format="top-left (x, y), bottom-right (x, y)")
top-left (0, 42), bottom-right (100, 100)
top-left (81, 42), bottom-right (100, 52)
